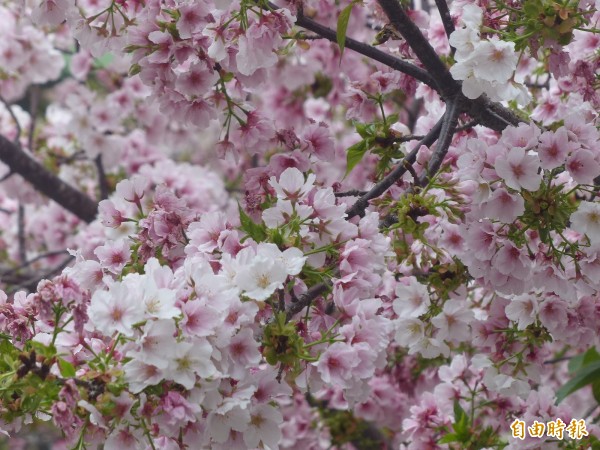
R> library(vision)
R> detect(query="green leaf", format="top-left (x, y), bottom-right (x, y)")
top-left (593, 379), bottom-right (600, 405)
top-left (568, 354), bottom-right (585, 373)
top-left (94, 53), bottom-right (114, 69)
top-left (128, 63), bottom-right (142, 76)
top-left (58, 358), bottom-right (76, 378)
top-left (336, 2), bottom-right (356, 59)
top-left (438, 433), bottom-right (458, 444)
top-left (345, 139), bottom-right (369, 177)
top-left (28, 341), bottom-right (56, 358)
top-left (556, 360), bottom-right (600, 404)
top-left (453, 401), bottom-right (466, 421)
top-left (385, 113), bottom-right (400, 125)
top-left (355, 122), bottom-right (375, 139)
top-left (452, 400), bottom-right (470, 441)
top-left (523, 1), bottom-right (541, 17)
top-left (238, 205), bottom-right (267, 242)
top-left (569, 347), bottom-right (600, 373)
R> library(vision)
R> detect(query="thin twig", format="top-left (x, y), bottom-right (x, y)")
top-left (27, 86), bottom-right (39, 152)
top-left (5, 255), bottom-right (75, 294)
top-left (0, 95), bottom-right (22, 148)
top-left (0, 134), bottom-right (98, 223)
top-left (334, 189), bottom-right (367, 198)
top-left (17, 204), bottom-right (26, 264)
top-left (434, 0), bottom-right (455, 43)
top-left (0, 250), bottom-right (70, 277)
top-left (288, 5), bottom-right (437, 89)
top-left (346, 116), bottom-right (445, 219)
top-left (417, 100), bottom-right (461, 185)
top-left (95, 154), bottom-right (109, 201)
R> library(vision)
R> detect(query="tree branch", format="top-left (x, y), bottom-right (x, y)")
top-left (345, 116), bottom-right (444, 219)
top-left (334, 189), bottom-right (367, 198)
top-left (0, 135), bottom-right (98, 223)
top-left (286, 281), bottom-right (331, 321)
top-left (18, 204), bottom-right (26, 264)
top-left (0, 96), bottom-right (22, 147)
top-left (376, 0), bottom-right (459, 98)
top-left (95, 154), bottom-right (109, 201)
top-left (434, 0), bottom-right (455, 41)
top-left (290, 7), bottom-right (437, 89)
top-left (417, 100), bottom-right (460, 185)
top-left (375, 0), bottom-right (523, 131)
top-left (0, 249), bottom-right (69, 278)
top-left (5, 255), bottom-right (74, 294)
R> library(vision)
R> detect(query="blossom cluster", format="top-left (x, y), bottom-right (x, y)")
top-left (449, 4), bottom-right (527, 103)
top-left (0, 0), bottom-right (599, 449)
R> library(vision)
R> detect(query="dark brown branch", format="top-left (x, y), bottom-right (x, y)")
top-left (286, 280), bottom-right (331, 320)
top-left (5, 255), bottom-right (74, 294)
top-left (346, 116), bottom-right (444, 219)
top-left (292, 8), bottom-right (437, 89)
top-left (95, 154), bottom-right (109, 201)
top-left (417, 100), bottom-right (460, 185)
top-left (434, 0), bottom-right (455, 41)
top-left (377, 0), bottom-right (459, 98)
top-left (334, 189), bottom-right (367, 198)
top-left (27, 86), bottom-right (39, 152)
top-left (0, 96), bottom-right (22, 147)
top-left (0, 135), bottom-right (98, 223)
top-left (375, 0), bottom-right (522, 131)
top-left (18, 204), bottom-right (26, 264)
top-left (0, 250), bottom-right (69, 278)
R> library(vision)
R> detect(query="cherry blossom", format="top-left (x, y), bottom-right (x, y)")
top-left (0, 0), bottom-right (599, 448)
top-left (571, 201), bottom-right (600, 244)
top-left (495, 147), bottom-right (542, 191)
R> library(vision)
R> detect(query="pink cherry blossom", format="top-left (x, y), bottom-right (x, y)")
top-left (88, 283), bottom-right (144, 337)
top-left (481, 188), bottom-right (525, 223)
top-left (570, 201), bottom-right (600, 244)
top-left (566, 148), bottom-right (600, 184)
top-left (495, 147), bottom-right (542, 191)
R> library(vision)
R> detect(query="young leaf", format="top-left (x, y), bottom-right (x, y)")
top-left (238, 205), bottom-right (267, 242)
top-left (438, 433), bottom-right (459, 444)
top-left (556, 360), bottom-right (600, 404)
top-left (593, 379), bottom-right (600, 405)
top-left (452, 400), bottom-right (470, 442)
top-left (568, 347), bottom-right (600, 373)
top-left (355, 122), bottom-right (375, 139)
top-left (58, 358), bottom-right (76, 378)
top-left (337, 2), bottom-right (356, 59)
top-left (345, 139), bottom-right (369, 177)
